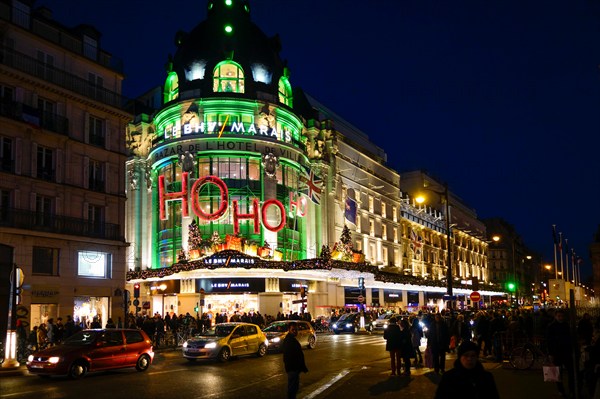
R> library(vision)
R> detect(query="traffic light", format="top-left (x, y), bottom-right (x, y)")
top-left (506, 282), bottom-right (516, 292)
top-left (194, 302), bottom-right (199, 312)
top-left (358, 277), bottom-right (365, 290)
top-left (133, 283), bottom-right (140, 298)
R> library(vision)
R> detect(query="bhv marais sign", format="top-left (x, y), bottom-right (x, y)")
top-left (159, 173), bottom-right (307, 235)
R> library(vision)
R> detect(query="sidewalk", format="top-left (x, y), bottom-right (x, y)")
top-left (303, 353), bottom-right (561, 399)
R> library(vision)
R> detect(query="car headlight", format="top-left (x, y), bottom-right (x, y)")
top-left (332, 323), bottom-right (338, 329)
top-left (271, 337), bottom-right (281, 343)
top-left (383, 324), bottom-right (388, 329)
top-left (204, 342), bottom-right (217, 349)
top-left (182, 342), bottom-right (188, 348)
top-left (346, 323), bottom-right (352, 328)
top-left (27, 355), bottom-right (34, 362)
top-left (48, 357), bottom-right (61, 364)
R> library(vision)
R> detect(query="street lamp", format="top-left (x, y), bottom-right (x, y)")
top-left (491, 235), bottom-right (517, 305)
top-left (416, 182), bottom-right (453, 306)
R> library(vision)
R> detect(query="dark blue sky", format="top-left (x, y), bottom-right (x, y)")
top-left (41, 0), bottom-right (600, 281)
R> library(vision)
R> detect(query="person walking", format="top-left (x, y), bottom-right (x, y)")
top-left (383, 316), bottom-right (402, 376)
top-left (546, 308), bottom-right (576, 398)
top-left (427, 313), bottom-right (451, 374)
top-left (409, 315), bottom-right (424, 367)
top-left (398, 318), bottom-right (414, 376)
top-left (434, 340), bottom-right (500, 399)
top-left (282, 321), bottom-right (308, 399)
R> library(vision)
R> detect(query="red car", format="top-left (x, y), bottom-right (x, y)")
top-left (27, 329), bottom-right (154, 378)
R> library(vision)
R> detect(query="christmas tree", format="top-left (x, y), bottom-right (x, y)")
top-left (340, 225), bottom-right (352, 245)
top-left (188, 220), bottom-right (202, 250)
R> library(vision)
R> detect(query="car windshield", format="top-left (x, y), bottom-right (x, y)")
top-left (62, 331), bottom-right (100, 345)
top-left (378, 313), bottom-right (395, 320)
top-left (263, 323), bottom-right (288, 333)
top-left (338, 313), bottom-right (355, 322)
top-left (202, 325), bottom-right (236, 337)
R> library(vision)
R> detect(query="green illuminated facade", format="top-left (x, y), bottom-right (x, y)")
top-left (125, 0), bottom-right (501, 318)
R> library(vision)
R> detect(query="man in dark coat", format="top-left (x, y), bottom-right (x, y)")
top-left (434, 340), bottom-right (500, 399)
top-left (282, 322), bottom-right (308, 399)
top-left (427, 313), bottom-right (451, 373)
top-left (383, 316), bottom-right (402, 376)
top-left (546, 308), bottom-right (576, 397)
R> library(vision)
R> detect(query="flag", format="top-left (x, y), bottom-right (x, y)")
top-left (410, 229), bottom-right (423, 255)
top-left (344, 196), bottom-right (357, 225)
top-left (558, 232), bottom-right (563, 252)
top-left (299, 165), bottom-right (323, 205)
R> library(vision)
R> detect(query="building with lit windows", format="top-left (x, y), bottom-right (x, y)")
top-left (124, 0), bottom-right (503, 320)
top-left (0, 0), bottom-right (130, 334)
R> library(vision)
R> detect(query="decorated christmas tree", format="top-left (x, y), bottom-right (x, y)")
top-left (320, 244), bottom-right (331, 260)
top-left (340, 225), bottom-right (352, 245)
top-left (188, 220), bottom-right (202, 250)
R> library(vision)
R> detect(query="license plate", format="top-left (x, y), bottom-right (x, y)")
top-left (30, 364), bottom-right (43, 368)
top-left (186, 348), bottom-right (200, 353)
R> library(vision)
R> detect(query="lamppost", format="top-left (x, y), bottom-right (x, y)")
top-left (416, 182), bottom-right (453, 307)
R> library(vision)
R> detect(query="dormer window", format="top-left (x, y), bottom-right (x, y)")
top-left (278, 76), bottom-right (293, 107)
top-left (164, 71), bottom-right (179, 103)
top-left (213, 61), bottom-right (244, 93)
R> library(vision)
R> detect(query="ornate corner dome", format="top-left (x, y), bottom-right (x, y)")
top-left (166, 0), bottom-right (291, 107)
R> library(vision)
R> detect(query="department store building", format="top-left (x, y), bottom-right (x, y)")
top-left (124, 0), bottom-right (503, 321)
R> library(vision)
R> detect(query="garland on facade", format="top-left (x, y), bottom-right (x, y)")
top-left (125, 249), bottom-right (498, 291)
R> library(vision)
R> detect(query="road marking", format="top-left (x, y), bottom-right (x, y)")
top-left (303, 369), bottom-right (350, 399)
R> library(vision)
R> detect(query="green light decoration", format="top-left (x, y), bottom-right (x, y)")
top-left (225, 25), bottom-right (233, 34)
top-left (507, 282), bottom-right (516, 292)
top-left (225, 0), bottom-right (233, 6)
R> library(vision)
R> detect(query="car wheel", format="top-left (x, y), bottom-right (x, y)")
top-left (307, 335), bottom-right (316, 349)
top-left (68, 361), bottom-right (87, 379)
top-left (218, 347), bottom-right (231, 362)
top-left (257, 344), bottom-right (267, 357)
top-left (136, 354), bottom-right (151, 371)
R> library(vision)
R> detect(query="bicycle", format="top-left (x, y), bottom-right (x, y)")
top-left (509, 338), bottom-right (550, 370)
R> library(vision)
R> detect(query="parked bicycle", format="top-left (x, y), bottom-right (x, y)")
top-left (509, 337), bottom-right (550, 370)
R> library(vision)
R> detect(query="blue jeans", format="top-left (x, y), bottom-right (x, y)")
top-left (287, 371), bottom-right (300, 399)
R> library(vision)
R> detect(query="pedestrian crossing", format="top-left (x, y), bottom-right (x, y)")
top-left (320, 333), bottom-right (387, 346)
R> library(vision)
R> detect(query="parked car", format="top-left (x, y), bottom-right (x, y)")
top-left (331, 312), bottom-right (372, 334)
top-left (371, 313), bottom-right (401, 333)
top-left (182, 322), bottom-right (268, 362)
top-left (263, 320), bottom-right (317, 351)
top-left (26, 329), bottom-right (154, 379)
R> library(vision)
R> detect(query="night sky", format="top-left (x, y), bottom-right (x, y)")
top-left (39, 0), bottom-right (600, 281)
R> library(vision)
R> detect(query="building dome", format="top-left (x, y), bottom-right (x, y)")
top-left (169, 0), bottom-right (288, 102)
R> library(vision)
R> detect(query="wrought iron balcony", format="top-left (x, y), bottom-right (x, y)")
top-left (0, 99), bottom-right (68, 135)
top-left (0, 47), bottom-right (125, 108)
top-left (0, 207), bottom-right (123, 241)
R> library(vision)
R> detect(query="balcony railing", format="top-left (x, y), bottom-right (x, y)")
top-left (0, 47), bottom-right (125, 108)
top-left (0, 99), bottom-right (69, 135)
top-left (0, 207), bottom-right (123, 241)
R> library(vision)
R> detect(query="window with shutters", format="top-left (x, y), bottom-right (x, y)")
top-left (88, 115), bottom-right (105, 147)
top-left (89, 159), bottom-right (105, 192)
top-left (36, 146), bottom-right (54, 181)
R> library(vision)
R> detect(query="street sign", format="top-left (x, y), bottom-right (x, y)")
top-left (357, 295), bottom-right (365, 303)
top-left (470, 291), bottom-right (481, 302)
top-left (292, 299), bottom-right (307, 304)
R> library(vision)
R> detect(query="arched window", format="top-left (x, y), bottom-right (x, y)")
top-left (278, 76), bottom-right (293, 107)
top-left (163, 71), bottom-right (179, 103)
top-left (213, 61), bottom-right (245, 93)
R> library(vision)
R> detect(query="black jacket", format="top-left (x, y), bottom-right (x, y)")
top-left (434, 359), bottom-right (500, 399)
top-left (384, 323), bottom-right (401, 351)
top-left (282, 333), bottom-right (308, 373)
